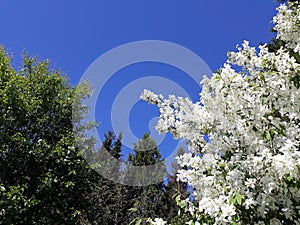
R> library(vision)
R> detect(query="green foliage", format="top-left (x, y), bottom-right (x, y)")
top-left (229, 192), bottom-right (245, 206)
top-left (87, 131), bottom-right (133, 225)
top-left (123, 134), bottom-right (168, 223)
top-left (0, 46), bottom-right (197, 224)
top-left (0, 46), bottom-right (98, 224)
top-left (128, 133), bottom-right (162, 166)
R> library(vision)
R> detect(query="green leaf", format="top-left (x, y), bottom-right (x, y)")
top-left (175, 194), bottom-right (181, 203)
top-left (229, 195), bottom-right (235, 204)
top-left (129, 218), bottom-right (139, 225)
top-left (135, 218), bottom-right (142, 225)
top-left (128, 207), bottom-right (138, 212)
top-left (264, 131), bottom-right (271, 140)
top-left (235, 192), bottom-right (244, 205)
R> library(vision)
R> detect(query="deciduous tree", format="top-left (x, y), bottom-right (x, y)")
top-left (0, 48), bottom-right (98, 225)
top-left (142, 1), bottom-right (300, 224)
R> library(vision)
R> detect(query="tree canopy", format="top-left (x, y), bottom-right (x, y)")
top-left (143, 1), bottom-right (300, 224)
top-left (0, 47), bottom-right (100, 224)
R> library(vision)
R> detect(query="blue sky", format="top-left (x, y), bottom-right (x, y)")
top-left (0, 1), bottom-right (280, 164)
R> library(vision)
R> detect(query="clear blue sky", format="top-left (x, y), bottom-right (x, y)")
top-left (0, 1), bottom-right (280, 164)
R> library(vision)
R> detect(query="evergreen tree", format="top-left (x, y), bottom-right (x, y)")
top-left (94, 131), bottom-right (123, 181)
top-left (123, 133), bottom-right (167, 224)
top-left (89, 131), bottom-right (130, 225)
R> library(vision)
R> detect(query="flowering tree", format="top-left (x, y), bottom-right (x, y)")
top-left (142, 1), bottom-right (300, 224)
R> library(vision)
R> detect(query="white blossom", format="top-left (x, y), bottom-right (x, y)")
top-left (147, 218), bottom-right (168, 225)
top-left (142, 1), bottom-right (300, 224)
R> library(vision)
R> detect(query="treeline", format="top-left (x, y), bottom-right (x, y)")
top-left (0, 47), bottom-right (190, 225)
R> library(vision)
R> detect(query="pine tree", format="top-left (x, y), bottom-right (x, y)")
top-left (88, 131), bottom-right (131, 225)
top-left (123, 133), bottom-right (167, 224)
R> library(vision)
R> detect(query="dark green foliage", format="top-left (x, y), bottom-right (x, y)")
top-left (93, 131), bottom-right (123, 182)
top-left (0, 46), bottom-right (99, 225)
top-left (90, 133), bottom-right (189, 224)
top-left (128, 133), bottom-right (161, 166)
top-left (123, 133), bottom-right (167, 223)
top-left (87, 131), bottom-right (132, 225)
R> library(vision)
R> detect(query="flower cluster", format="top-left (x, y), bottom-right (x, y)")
top-left (147, 218), bottom-right (168, 225)
top-left (142, 2), bottom-right (300, 224)
top-left (273, 2), bottom-right (300, 54)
